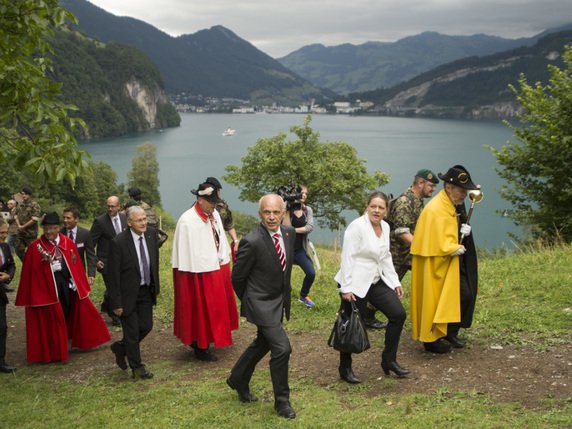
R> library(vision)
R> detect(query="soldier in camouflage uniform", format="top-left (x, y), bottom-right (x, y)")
top-left (387, 169), bottom-right (439, 280)
top-left (127, 188), bottom-right (168, 247)
top-left (14, 187), bottom-right (41, 262)
top-left (363, 170), bottom-right (438, 329)
top-left (205, 177), bottom-right (240, 253)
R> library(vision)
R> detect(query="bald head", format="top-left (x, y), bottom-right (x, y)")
top-left (258, 194), bottom-right (285, 232)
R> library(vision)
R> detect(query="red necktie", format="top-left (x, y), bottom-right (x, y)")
top-left (273, 233), bottom-right (286, 271)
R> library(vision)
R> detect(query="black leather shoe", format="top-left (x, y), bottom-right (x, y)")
top-left (339, 367), bottom-right (361, 384)
top-left (364, 318), bottom-right (387, 330)
top-left (275, 402), bottom-right (296, 419)
top-left (445, 334), bottom-right (466, 348)
top-left (381, 360), bottom-right (410, 377)
top-left (226, 377), bottom-right (258, 403)
top-left (111, 342), bottom-right (127, 370)
top-left (423, 339), bottom-right (452, 354)
top-left (132, 366), bottom-right (153, 380)
top-left (110, 315), bottom-right (121, 326)
top-left (193, 346), bottom-right (218, 362)
top-left (0, 364), bottom-right (16, 373)
top-left (2, 286), bottom-right (14, 293)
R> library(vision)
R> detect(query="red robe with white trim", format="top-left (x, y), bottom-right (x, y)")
top-left (172, 204), bottom-right (239, 349)
top-left (15, 234), bottom-right (110, 363)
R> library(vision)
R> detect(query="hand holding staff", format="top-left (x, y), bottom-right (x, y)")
top-left (460, 187), bottom-right (483, 244)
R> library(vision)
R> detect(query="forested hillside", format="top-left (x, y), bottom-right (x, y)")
top-left (50, 30), bottom-right (180, 139)
top-left (350, 31), bottom-right (572, 119)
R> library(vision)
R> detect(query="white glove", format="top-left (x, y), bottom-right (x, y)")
top-left (460, 223), bottom-right (472, 236)
top-left (451, 246), bottom-right (466, 256)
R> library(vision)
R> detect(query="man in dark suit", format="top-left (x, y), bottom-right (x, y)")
top-left (61, 208), bottom-right (97, 285)
top-left (90, 196), bottom-right (127, 324)
top-left (107, 206), bottom-right (160, 380)
top-left (227, 194), bottom-right (297, 419)
top-left (0, 219), bottom-right (16, 373)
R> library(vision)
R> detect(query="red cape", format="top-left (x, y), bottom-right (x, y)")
top-left (16, 234), bottom-right (110, 362)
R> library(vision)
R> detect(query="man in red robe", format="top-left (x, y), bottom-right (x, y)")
top-left (171, 182), bottom-right (239, 361)
top-left (15, 212), bottom-right (110, 363)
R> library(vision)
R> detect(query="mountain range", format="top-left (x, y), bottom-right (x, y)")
top-left (57, 0), bottom-right (571, 121)
top-left (60, 0), bottom-right (334, 106)
top-left (277, 30), bottom-right (568, 95)
top-left (348, 30), bottom-right (572, 119)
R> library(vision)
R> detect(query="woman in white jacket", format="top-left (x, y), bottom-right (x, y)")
top-left (334, 192), bottom-right (408, 384)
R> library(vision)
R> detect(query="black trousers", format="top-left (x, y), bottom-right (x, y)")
top-left (116, 285), bottom-right (154, 369)
top-left (0, 302), bottom-right (7, 364)
top-left (448, 272), bottom-right (472, 336)
top-left (230, 324), bottom-right (292, 405)
top-left (340, 279), bottom-right (406, 368)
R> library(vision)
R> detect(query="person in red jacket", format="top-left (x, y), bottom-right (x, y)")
top-left (16, 212), bottom-right (110, 363)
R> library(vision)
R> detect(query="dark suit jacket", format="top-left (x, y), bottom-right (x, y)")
top-left (61, 226), bottom-right (97, 277)
top-left (0, 242), bottom-right (16, 304)
top-left (232, 224), bottom-right (295, 327)
top-left (90, 212), bottom-right (127, 273)
top-left (106, 226), bottom-right (160, 316)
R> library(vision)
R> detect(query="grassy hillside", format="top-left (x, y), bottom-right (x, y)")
top-left (2, 238), bottom-right (570, 428)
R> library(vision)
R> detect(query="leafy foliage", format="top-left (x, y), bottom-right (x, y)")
top-left (127, 142), bottom-right (162, 207)
top-left (490, 45), bottom-right (572, 242)
top-left (0, 0), bottom-right (88, 184)
top-left (224, 116), bottom-right (389, 229)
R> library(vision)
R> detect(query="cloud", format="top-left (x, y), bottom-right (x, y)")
top-left (87, 0), bottom-right (572, 57)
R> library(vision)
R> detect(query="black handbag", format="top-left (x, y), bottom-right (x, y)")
top-left (328, 301), bottom-right (370, 354)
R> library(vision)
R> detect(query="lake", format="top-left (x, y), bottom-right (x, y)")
top-left (80, 113), bottom-right (521, 250)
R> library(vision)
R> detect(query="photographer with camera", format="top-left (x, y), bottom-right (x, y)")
top-left (280, 185), bottom-right (316, 308)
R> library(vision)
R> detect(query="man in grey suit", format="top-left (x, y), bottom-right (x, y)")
top-left (227, 194), bottom-right (297, 419)
top-left (61, 208), bottom-right (97, 285)
top-left (107, 206), bottom-right (160, 380)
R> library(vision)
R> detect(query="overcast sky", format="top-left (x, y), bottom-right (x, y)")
top-left (86, 0), bottom-right (572, 58)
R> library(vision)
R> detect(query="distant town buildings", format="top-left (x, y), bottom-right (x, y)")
top-left (170, 93), bottom-right (373, 115)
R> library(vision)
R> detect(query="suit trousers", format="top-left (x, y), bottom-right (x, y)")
top-left (118, 285), bottom-right (154, 369)
top-left (230, 324), bottom-right (292, 405)
top-left (340, 279), bottom-right (406, 369)
top-left (0, 302), bottom-right (7, 364)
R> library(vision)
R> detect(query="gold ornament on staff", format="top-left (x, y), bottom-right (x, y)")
top-left (460, 185), bottom-right (484, 243)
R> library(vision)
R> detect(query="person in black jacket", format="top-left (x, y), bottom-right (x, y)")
top-left (107, 206), bottom-right (160, 380)
top-left (61, 207), bottom-right (97, 285)
top-left (0, 219), bottom-right (16, 373)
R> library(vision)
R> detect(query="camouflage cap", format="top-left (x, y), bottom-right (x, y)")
top-left (415, 169), bottom-right (439, 184)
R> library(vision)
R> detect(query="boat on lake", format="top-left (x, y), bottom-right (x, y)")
top-left (222, 127), bottom-right (236, 136)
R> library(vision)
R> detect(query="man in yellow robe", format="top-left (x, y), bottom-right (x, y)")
top-left (410, 165), bottom-right (479, 354)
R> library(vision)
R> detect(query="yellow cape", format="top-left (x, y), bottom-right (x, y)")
top-left (410, 189), bottom-right (462, 342)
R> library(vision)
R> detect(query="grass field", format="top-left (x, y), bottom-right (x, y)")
top-left (1, 237), bottom-right (571, 428)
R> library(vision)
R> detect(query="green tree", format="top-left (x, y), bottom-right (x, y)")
top-left (224, 116), bottom-right (389, 229)
top-left (0, 0), bottom-right (88, 184)
top-left (490, 45), bottom-right (572, 242)
top-left (127, 142), bottom-right (161, 207)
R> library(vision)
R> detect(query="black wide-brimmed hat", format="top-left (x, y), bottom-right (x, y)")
top-left (205, 177), bottom-right (222, 190)
top-left (438, 165), bottom-right (478, 190)
top-left (41, 212), bottom-right (60, 226)
top-left (191, 183), bottom-right (220, 203)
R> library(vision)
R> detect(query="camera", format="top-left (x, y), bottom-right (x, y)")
top-left (276, 184), bottom-right (303, 211)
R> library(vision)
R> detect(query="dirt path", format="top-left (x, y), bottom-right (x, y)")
top-left (4, 300), bottom-right (571, 408)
